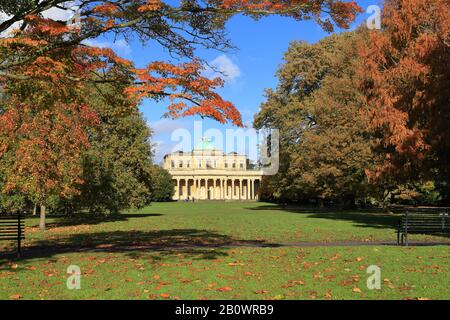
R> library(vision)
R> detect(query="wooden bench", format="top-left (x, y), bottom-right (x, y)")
top-left (397, 212), bottom-right (450, 246)
top-left (0, 213), bottom-right (25, 257)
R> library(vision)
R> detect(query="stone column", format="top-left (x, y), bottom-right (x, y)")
top-left (245, 179), bottom-right (248, 200)
top-left (237, 179), bottom-right (240, 200)
top-left (231, 179), bottom-right (235, 200)
top-left (176, 178), bottom-right (180, 200)
top-left (221, 179), bottom-right (225, 200)
top-left (251, 179), bottom-right (255, 200)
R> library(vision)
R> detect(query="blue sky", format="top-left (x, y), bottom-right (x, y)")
top-left (88, 1), bottom-right (374, 163)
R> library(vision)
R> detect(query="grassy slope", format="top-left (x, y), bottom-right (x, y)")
top-left (0, 202), bottom-right (449, 300)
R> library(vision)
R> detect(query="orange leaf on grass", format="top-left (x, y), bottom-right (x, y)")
top-left (217, 286), bottom-right (232, 292)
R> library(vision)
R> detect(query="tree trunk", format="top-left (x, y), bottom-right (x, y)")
top-left (33, 204), bottom-right (37, 216)
top-left (39, 205), bottom-right (46, 231)
top-left (318, 198), bottom-right (324, 208)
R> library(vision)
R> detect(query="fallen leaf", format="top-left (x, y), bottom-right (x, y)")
top-left (254, 290), bottom-right (269, 294)
top-left (217, 286), bottom-right (232, 292)
top-left (352, 288), bottom-right (362, 293)
top-left (160, 293), bottom-right (170, 298)
top-left (10, 294), bottom-right (22, 300)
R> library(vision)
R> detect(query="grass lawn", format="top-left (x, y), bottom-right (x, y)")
top-left (0, 201), bottom-right (449, 300)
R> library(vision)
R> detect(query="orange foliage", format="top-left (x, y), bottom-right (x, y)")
top-left (127, 60), bottom-right (243, 126)
top-left (138, 0), bottom-right (163, 12)
top-left (360, 0), bottom-right (450, 181)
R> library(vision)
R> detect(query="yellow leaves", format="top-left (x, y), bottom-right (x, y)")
top-left (352, 287), bottom-right (362, 293)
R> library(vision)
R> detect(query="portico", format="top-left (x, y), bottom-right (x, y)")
top-left (172, 176), bottom-right (261, 200)
top-left (164, 138), bottom-right (263, 201)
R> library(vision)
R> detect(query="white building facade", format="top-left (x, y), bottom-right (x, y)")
top-left (164, 138), bottom-right (263, 200)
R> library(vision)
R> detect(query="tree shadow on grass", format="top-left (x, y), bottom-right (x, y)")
top-left (246, 204), bottom-right (450, 240)
top-left (0, 229), bottom-right (278, 264)
top-left (25, 213), bottom-right (164, 228)
top-left (247, 204), bottom-right (400, 229)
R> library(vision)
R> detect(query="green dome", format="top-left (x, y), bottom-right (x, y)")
top-left (195, 137), bottom-right (215, 150)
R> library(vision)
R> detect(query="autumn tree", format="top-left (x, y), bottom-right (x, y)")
top-left (0, 1), bottom-right (360, 125)
top-left (0, 1), bottom-right (361, 222)
top-left (0, 44), bottom-right (100, 228)
top-left (254, 30), bottom-right (378, 206)
top-left (360, 0), bottom-right (450, 202)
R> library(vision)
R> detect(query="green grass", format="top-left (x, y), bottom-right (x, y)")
top-left (0, 201), bottom-right (449, 300)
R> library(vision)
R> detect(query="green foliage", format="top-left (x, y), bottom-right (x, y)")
top-left (254, 30), bottom-right (377, 206)
top-left (150, 165), bottom-right (174, 202)
top-left (392, 181), bottom-right (442, 206)
top-left (56, 80), bottom-right (155, 214)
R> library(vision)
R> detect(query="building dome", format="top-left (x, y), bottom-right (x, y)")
top-left (195, 137), bottom-right (215, 150)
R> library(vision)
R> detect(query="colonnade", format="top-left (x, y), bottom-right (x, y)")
top-left (173, 177), bottom-right (260, 200)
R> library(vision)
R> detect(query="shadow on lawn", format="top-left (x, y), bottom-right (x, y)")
top-left (247, 204), bottom-right (400, 229)
top-left (0, 229), bottom-right (277, 263)
top-left (247, 205), bottom-right (450, 239)
top-left (26, 213), bottom-right (163, 228)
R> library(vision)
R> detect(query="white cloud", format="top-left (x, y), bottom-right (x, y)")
top-left (1, 4), bottom-right (77, 37)
top-left (148, 118), bottom-right (188, 135)
top-left (42, 6), bottom-right (75, 21)
top-left (82, 38), bottom-right (132, 56)
top-left (204, 54), bottom-right (241, 84)
top-left (0, 12), bottom-right (19, 38)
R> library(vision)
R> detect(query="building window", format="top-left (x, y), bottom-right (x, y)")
top-left (171, 160), bottom-right (175, 168)
top-left (179, 161), bottom-right (183, 168)
top-left (240, 162), bottom-right (244, 169)
top-left (206, 160), bottom-right (211, 168)
top-left (232, 162), bottom-right (236, 169)
top-left (213, 160), bottom-right (217, 168)
top-left (197, 160), bottom-right (202, 168)
top-left (186, 160), bottom-right (190, 168)
top-left (224, 161), bottom-right (228, 168)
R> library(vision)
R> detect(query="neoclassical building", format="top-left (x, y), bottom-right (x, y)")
top-left (164, 138), bottom-right (263, 200)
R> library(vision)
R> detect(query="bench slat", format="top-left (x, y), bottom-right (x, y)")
top-left (397, 212), bottom-right (450, 246)
top-left (0, 229), bottom-right (25, 233)
top-left (0, 236), bottom-right (25, 241)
